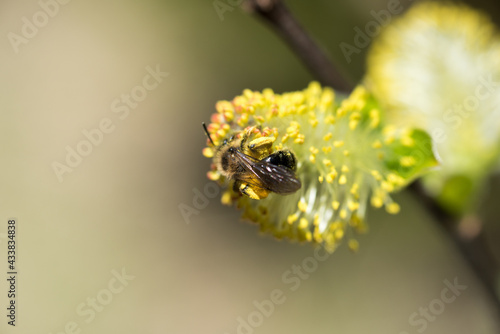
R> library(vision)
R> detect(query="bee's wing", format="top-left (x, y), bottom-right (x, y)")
top-left (234, 151), bottom-right (301, 194)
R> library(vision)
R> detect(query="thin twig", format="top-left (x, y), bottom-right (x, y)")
top-left (244, 0), bottom-right (353, 92)
top-left (245, 0), bottom-right (500, 319)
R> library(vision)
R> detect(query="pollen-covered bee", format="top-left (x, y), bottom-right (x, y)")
top-left (203, 123), bottom-right (301, 200)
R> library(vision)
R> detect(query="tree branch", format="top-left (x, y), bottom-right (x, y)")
top-left (244, 0), bottom-right (352, 92)
top-left (409, 181), bottom-right (500, 311)
top-left (245, 0), bottom-right (500, 319)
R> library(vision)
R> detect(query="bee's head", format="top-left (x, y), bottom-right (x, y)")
top-left (220, 149), bottom-right (230, 172)
top-left (217, 144), bottom-right (239, 175)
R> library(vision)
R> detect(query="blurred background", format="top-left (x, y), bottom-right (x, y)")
top-left (0, 0), bottom-right (499, 333)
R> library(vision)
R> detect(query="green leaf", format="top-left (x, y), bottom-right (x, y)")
top-left (383, 129), bottom-right (440, 188)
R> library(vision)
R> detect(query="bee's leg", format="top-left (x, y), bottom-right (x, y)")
top-left (233, 180), bottom-right (243, 195)
top-left (238, 182), bottom-right (270, 200)
top-left (245, 136), bottom-right (276, 159)
top-left (239, 126), bottom-right (257, 151)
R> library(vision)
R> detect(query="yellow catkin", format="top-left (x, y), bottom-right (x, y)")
top-left (204, 81), bottom-right (426, 253)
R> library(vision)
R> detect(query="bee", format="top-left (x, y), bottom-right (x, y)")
top-left (203, 123), bottom-right (301, 200)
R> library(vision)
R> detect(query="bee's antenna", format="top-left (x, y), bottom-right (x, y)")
top-left (202, 122), bottom-right (215, 146)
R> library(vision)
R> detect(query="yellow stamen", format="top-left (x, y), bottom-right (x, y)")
top-left (298, 200), bottom-right (308, 213)
top-left (371, 140), bottom-right (382, 149)
top-left (333, 140), bottom-right (344, 148)
top-left (287, 213), bottom-right (299, 224)
top-left (348, 239), bottom-right (360, 252)
top-left (202, 147), bottom-right (214, 158)
top-left (386, 202), bottom-right (401, 214)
